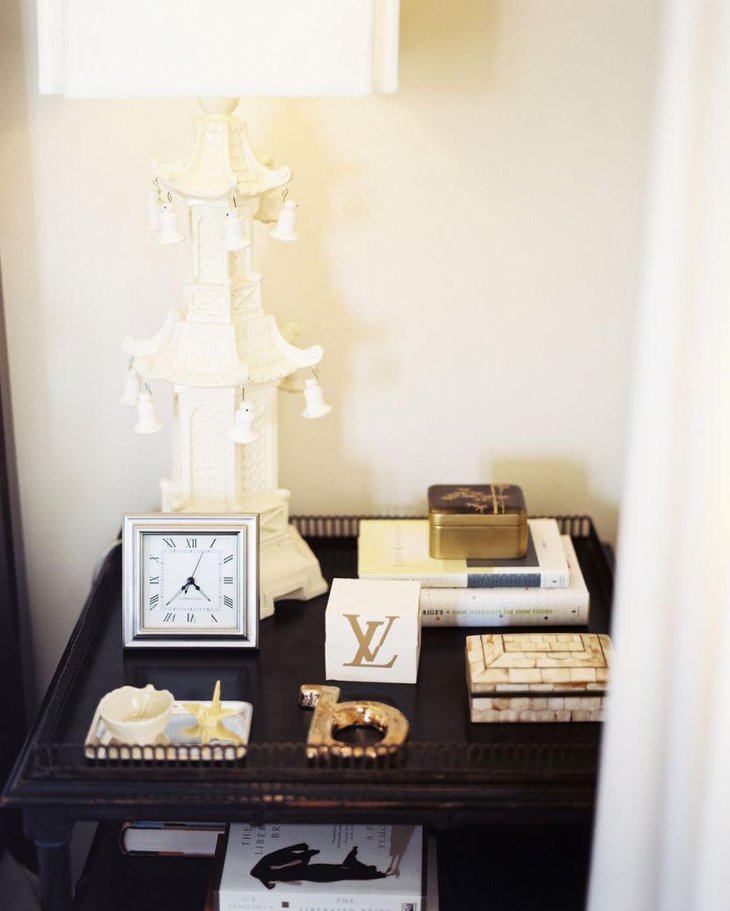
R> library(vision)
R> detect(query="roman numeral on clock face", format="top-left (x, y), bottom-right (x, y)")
top-left (223, 576), bottom-right (233, 585)
top-left (186, 613), bottom-right (195, 623)
top-left (162, 537), bottom-right (176, 548)
top-left (149, 576), bottom-right (159, 585)
top-left (223, 554), bottom-right (233, 564)
top-left (186, 538), bottom-right (197, 549)
top-left (223, 595), bottom-right (233, 609)
top-left (149, 593), bottom-right (159, 609)
top-left (163, 612), bottom-right (175, 623)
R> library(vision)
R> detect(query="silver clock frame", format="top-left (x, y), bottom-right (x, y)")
top-left (122, 513), bottom-right (259, 649)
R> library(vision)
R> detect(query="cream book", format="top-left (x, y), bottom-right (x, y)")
top-left (420, 536), bottom-right (589, 627)
top-left (358, 517), bottom-right (569, 588)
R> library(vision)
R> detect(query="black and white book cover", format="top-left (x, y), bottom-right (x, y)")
top-left (215, 823), bottom-right (424, 911)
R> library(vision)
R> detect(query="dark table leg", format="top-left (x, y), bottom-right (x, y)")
top-left (24, 807), bottom-right (72, 911)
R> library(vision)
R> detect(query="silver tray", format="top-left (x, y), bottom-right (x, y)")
top-left (84, 699), bottom-right (253, 761)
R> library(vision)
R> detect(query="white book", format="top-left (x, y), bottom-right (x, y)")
top-left (420, 536), bottom-right (589, 627)
top-left (358, 518), bottom-right (569, 588)
top-left (120, 820), bottom-right (224, 856)
top-left (216, 824), bottom-right (425, 911)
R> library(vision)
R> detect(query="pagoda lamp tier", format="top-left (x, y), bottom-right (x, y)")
top-left (155, 108), bottom-right (291, 202)
top-left (123, 309), bottom-right (323, 388)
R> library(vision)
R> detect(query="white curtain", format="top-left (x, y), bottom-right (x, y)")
top-left (588, 0), bottom-right (730, 909)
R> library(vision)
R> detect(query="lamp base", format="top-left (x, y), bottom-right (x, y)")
top-left (259, 525), bottom-right (328, 619)
top-left (160, 480), bottom-right (327, 618)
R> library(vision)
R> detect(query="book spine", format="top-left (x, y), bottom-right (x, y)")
top-left (420, 588), bottom-right (589, 627)
top-left (363, 567), bottom-right (566, 588)
top-left (119, 821), bottom-right (225, 856)
top-left (467, 571), bottom-right (542, 588)
top-left (360, 570), bottom-right (469, 587)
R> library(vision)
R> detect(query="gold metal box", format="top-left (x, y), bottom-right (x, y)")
top-left (428, 484), bottom-right (528, 559)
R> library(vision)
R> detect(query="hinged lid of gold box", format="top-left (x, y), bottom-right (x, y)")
top-left (428, 484), bottom-right (527, 527)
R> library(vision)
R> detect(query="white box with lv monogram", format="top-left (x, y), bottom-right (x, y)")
top-left (325, 578), bottom-right (422, 684)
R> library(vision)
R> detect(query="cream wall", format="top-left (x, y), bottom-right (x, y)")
top-left (0, 0), bottom-right (661, 694)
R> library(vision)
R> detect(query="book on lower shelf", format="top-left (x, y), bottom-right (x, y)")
top-left (214, 823), bottom-right (426, 911)
top-left (358, 518), bottom-right (569, 588)
top-left (119, 821), bottom-right (226, 857)
top-left (420, 536), bottom-right (589, 627)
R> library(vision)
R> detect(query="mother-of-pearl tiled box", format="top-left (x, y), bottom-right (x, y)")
top-left (466, 633), bottom-right (612, 723)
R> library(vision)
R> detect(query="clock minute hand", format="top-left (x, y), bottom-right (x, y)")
top-left (165, 585), bottom-right (187, 607)
top-left (189, 550), bottom-right (206, 579)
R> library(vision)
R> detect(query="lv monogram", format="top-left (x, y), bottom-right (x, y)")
top-left (342, 614), bottom-right (399, 668)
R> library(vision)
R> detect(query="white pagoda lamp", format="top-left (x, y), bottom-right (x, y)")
top-left (37, 0), bottom-right (400, 619)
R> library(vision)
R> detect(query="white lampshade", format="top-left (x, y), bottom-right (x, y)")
top-left (38, 0), bottom-right (399, 97)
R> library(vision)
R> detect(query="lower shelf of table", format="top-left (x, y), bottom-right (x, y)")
top-left (73, 820), bottom-right (594, 911)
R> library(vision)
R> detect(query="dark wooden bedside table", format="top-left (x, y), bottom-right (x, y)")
top-left (3, 515), bottom-right (612, 911)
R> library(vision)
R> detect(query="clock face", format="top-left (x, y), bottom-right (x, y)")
top-left (141, 531), bottom-right (242, 634)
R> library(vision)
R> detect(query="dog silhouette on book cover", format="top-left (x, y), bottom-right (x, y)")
top-left (250, 842), bottom-right (395, 889)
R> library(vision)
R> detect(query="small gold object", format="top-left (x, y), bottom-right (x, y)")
top-left (428, 483), bottom-right (528, 559)
top-left (299, 684), bottom-right (409, 762)
top-left (182, 680), bottom-right (242, 744)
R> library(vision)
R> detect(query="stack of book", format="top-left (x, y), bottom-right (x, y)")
top-left (358, 518), bottom-right (589, 627)
top-left (119, 821), bottom-right (434, 910)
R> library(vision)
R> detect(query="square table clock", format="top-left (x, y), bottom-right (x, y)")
top-left (122, 514), bottom-right (259, 649)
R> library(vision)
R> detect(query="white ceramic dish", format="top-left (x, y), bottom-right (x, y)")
top-left (99, 684), bottom-right (174, 745)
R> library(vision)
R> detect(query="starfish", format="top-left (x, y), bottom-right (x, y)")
top-left (181, 680), bottom-right (242, 744)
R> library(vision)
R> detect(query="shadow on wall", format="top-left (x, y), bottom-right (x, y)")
top-left (489, 456), bottom-right (619, 544)
top-left (261, 99), bottom-right (384, 513)
top-left (401, 0), bottom-right (501, 92)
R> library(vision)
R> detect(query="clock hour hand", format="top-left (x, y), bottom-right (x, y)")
top-left (188, 580), bottom-right (211, 602)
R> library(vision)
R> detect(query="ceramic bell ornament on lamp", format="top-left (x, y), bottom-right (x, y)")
top-left (134, 385), bottom-right (163, 434)
top-left (302, 373), bottom-right (331, 419)
top-left (157, 199), bottom-right (185, 245)
top-left (270, 196), bottom-right (300, 242)
top-left (120, 363), bottom-right (141, 406)
top-left (228, 396), bottom-right (259, 445)
top-left (224, 201), bottom-right (248, 253)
